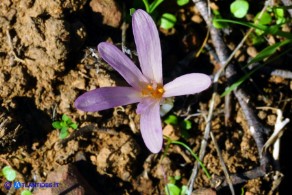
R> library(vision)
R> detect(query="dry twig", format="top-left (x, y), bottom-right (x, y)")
top-left (6, 29), bottom-right (25, 64)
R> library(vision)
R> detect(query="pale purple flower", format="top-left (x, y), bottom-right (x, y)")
top-left (74, 9), bottom-right (211, 153)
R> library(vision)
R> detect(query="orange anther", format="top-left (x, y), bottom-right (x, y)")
top-left (141, 84), bottom-right (164, 99)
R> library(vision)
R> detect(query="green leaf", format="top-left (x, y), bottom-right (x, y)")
top-left (149, 0), bottom-right (164, 13)
top-left (142, 0), bottom-right (150, 13)
top-left (181, 185), bottom-right (188, 195)
top-left (177, 0), bottom-right (189, 6)
top-left (213, 18), bottom-right (292, 39)
top-left (160, 13), bottom-right (177, 30)
top-left (62, 114), bottom-right (70, 122)
top-left (274, 8), bottom-right (284, 18)
top-left (230, 0), bottom-right (249, 18)
top-left (274, 8), bottom-right (286, 24)
top-left (276, 17), bottom-right (286, 25)
top-left (165, 183), bottom-right (181, 195)
top-left (52, 121), bottom-right (62, 129)
top-left (255, 11), bottom-right (272, 25)
top-left (61, 126), bottom-right (68, 132)
top-left (174, 175), bottom-right (181, 180)
top-left (212, 10), bottom-right (228, 29)
top-left (59, 128), bottom-right (69, 139)
top-left (249, 39), bottom-right (292, 64)
top-left (60, 121), bottom-right (67, 128)
top-left (164, 115), bottom-right (178, 125)
top-left (21, 190), bottom-right (32, 195)
top-left (2, 166), bottom-right (17, 181)
top-left (168, 176), bottom-right (176, 184)
top-left (182, 120), bottom-right (192, 130)
top-left (70, 123), bottom-right (78, 130)
top-left (129, 8), bottom-right (136, 16)
top-left (221, 73), bottom-right (251, 97)
top-left (249, 32), bottom-right (265, 45)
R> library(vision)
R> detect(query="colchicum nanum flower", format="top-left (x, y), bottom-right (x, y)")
top-left (74, 9), bottom-right (211, 153)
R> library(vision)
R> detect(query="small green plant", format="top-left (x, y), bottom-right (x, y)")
top-left (254, 11), bottom-right (272, 25)
top-left (230, 0), bottom-right (249, 18)
top-left (274, 7), bottom-right (286, 24)
top-left (160, 13), bottom-right (177, 30)
top-left (165, 175), bottom-right (188, 195)
top-left (1, 166), bottom-right (16, 181)
top-left (254, 11), bottom-right (272, 35)
top-left (1, 166), bottom-right (32, 194)
top-left (131, 0), bottom-right (189, 30)
top-left (164, 114), bottom-right (192, 139)
top-left (164, 114), bottom-right (178, 125)
top-left (52, 114), bottom-right (78, 139)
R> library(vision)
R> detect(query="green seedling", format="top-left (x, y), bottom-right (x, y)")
top-left (274, 7), bottom-right (286, 24)
top-left (1, 166), bottom-right (16, 181)
top-left (160, 13), bottom-right (177, 29)
top-left (52, 114), bottom-right (78, 139)
top-left (131, 0), bottom-right (180, 30)
top-left (165, 175), bottom-right (188, 195)
top-left (230, 0), bottom-right (249, 18)
top-left (1, 166), bottom-right (32, 194)
top-left (254, 11), bottom-right (272, 35)
top-left (164, 115), bottom-right (178, 125)
top-left (164, 115), bottom-right (192, 139)
top-left (254, 7), bottom-right (290, 35)
top-left (140, 0), bottom-right (164, 14)
top-left (255, 11), bottom-right (272, 25)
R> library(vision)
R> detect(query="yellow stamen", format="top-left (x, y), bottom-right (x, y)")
top-left (147, 85), bottom-right (153, 90)
top-left (141, 84), bottom-right (164, 99)
top-left (157, 88), bottom-right (164, 93)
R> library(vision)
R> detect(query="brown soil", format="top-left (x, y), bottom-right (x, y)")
top-left (0, 0), bottom-right (291, 195)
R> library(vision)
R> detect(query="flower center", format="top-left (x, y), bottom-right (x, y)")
top-left (141, 84), bottom-right (164, 99)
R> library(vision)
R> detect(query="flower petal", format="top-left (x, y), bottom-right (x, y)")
top-left (139, 101), bottom-right (163, 153)
top-left (98, 42), bottom-right (148, 90)
top-left (132, 9), bottom-right (162, 83)
top-left (74, 87), bottom-right (141, 112)
top-left (136, 98), bottom-right (155, 114)
top-left (163, 73), bottom-right (211, 97)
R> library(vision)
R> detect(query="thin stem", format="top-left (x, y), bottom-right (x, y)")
top-left (149, 0), bottom-right (164, 14)
top-left (142, 0), bottom-right (150, 13)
